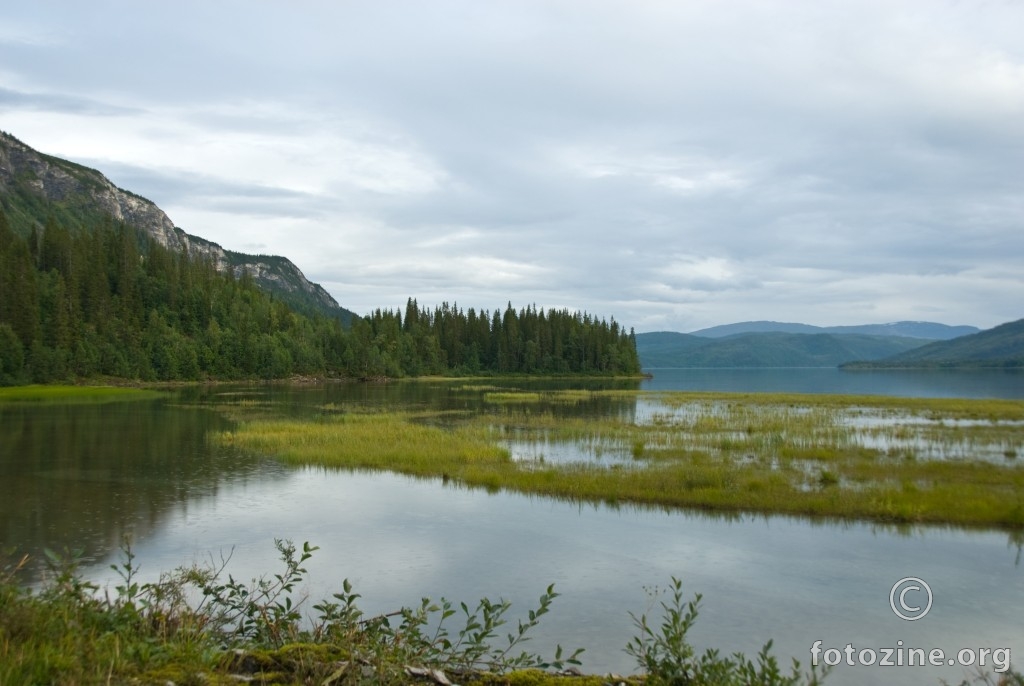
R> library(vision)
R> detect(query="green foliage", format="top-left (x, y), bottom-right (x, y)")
top-left (1, 540), bottom-right (582, 685)
top-left (3, 542), bottom-right (1020, 685)
top-left (360, 299), bottom-right (641, 377)
top-left (625, 578), bottom-right (827, 686)
top-left (0, 210), bottom-right (641, 385)
top-left (197, 539), bottom-right (318, 648)
top-left (0, 323), bottom-right (25, 385)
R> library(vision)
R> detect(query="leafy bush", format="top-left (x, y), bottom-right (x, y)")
top-left (625, 577), bottom-right (827, 686)
top-left (1, 539), bottom-right (582, 684)
top-left (3, 543), bottom-right (1019, 685)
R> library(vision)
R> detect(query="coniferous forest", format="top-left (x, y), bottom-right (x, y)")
top-left (0, 211), bottom-right (641, 385)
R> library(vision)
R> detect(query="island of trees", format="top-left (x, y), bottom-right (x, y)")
top-left (0, 211), bottom-right (641, 385)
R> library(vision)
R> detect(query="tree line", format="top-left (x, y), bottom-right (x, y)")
top-left (0, 211), bottom-right (640, 384)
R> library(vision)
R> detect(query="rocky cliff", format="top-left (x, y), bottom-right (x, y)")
top-left (0, 131), bottom-right (354, 323)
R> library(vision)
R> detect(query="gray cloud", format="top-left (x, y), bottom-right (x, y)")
top-left (86, 160), bottom-right (327, 220)
top-left (2, 0), bottom-right (1022, 331)
top-left (0, 87), bottom-right (140, 116)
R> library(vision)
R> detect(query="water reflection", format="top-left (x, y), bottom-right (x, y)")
top-left (3, 373), bottom-right (1023, 686)
top-left (643, 367), bottom-right (1024, 399)
top-left (503, 438), bottom-right (635, 467)
top-left (176, 375), bottom-right (645, 418)
top-left (81, 468), bottom-right (1023, 686)
top-left (0, 400), bottom-right (274, 578)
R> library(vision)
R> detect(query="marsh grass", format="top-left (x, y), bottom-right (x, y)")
top-left (0, 384), bottom-right (163, 404)
top-left (485, 392), bottom-right (544, 404)
top-left (218, 411), bottom-right (511, 479)
top-left (217, 391), bottom-right (1024, 528)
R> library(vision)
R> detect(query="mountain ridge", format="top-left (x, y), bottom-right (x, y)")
top-left (0, 131), bottom-right (355, 324)
top-left (689, 320), bottom-right (979, 340)
top-left (635, 330), bottom-right (929, 368)
top-left (842, 318), bottom-right (1024, 368)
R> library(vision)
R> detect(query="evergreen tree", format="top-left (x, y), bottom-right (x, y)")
top-left (0, 207), bottom-right (641, 385)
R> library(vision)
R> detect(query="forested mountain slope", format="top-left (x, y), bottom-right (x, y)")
top-left (842, 318), bottom-right (1024, 368)
top-left (0, 131), bottom-right (355, 324)
top-left (0, 212), bottom-right (640, 384)
top-left (635, 331), bottom-right (926, 368)
top-left (0, 131), bottom-right (641, 384)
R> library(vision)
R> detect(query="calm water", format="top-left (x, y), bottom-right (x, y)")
top-left (2, 370), bottom-right (1022, 685)
top-left (643, 367), bottom-right (1024, 398)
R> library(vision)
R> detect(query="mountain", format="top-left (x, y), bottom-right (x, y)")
top-left (842, 318), bottom-right (1024, 368)
top-left (689, 321), bottom-right (822, 337)
top-left (0, 131), bottom-right (356, 324)
top-left (822, 322), bottom-right (980, 339)
top-left (635, 331), bottom-right (928, 368)
top-left (690, 320), bottom-right (978, 340)
top-left (630, 331), bottom-right (709, 367)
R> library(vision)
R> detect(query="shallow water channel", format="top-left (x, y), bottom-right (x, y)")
top-left (2, 371), bottom-right (1022, 685)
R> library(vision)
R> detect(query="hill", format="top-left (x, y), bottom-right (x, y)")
top-left (630, 331), bottom-right (709, 367)
top-left (690, 320), bottom-right (978, 339)
top-left (636, 331), bottom-right (927, 368)
top-left (0, 130), bottom-right (641, 384)
top-left (842, 318), bottom-right (1024, 368)
top-left (0, 131), bottom-right (356, 324)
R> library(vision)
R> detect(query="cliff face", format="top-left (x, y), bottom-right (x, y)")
top-left (0, 131), bottom-right (353, 323)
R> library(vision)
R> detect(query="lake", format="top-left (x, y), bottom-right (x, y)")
top-left (1, 369), bottom-right (1022, 685)
top-left (642, 367), bottom-right (1024, 398)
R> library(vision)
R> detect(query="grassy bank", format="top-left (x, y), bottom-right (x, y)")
top-left (217, 390), bottom-right (1024, 528)
top-left (0, 384), bottom-right (164, 404)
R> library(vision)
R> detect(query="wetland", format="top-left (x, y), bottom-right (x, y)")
top-left (2, 369), bottom-right (1022, 685)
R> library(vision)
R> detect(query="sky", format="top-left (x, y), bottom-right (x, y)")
top-left (1, 1), bottom-right (1022, 333)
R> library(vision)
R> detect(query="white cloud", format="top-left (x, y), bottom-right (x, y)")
top-left (555, 146), bottom-right (749, 194)
top-left (2, 0), bottom-right (1023, 331)
top-left (655, 256), bottom-right (753, 293)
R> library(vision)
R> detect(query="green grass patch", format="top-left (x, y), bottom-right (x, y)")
top-left (217, 392), bottom-right (1024, 529)
top-left (0, 385), bottom-right (163, 404)
top-left (218, 411), bottom-right (511, 478)
top-left (485, 392), bottom-right (544, 404)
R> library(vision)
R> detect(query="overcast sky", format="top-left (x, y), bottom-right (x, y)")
top-left (2, 1), bottom-right (1022, 332)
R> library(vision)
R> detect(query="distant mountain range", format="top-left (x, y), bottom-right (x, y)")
top-left (636, 330), bottom-right (930, 368)
top-left (637, 319), bottom-right (1023, 368)
top-left (841, 318), bottom-right (1024, 369)
top-left (689, 320), bottom-right (979, 339)
top-left (0, 131), bottom-right (356, 324)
